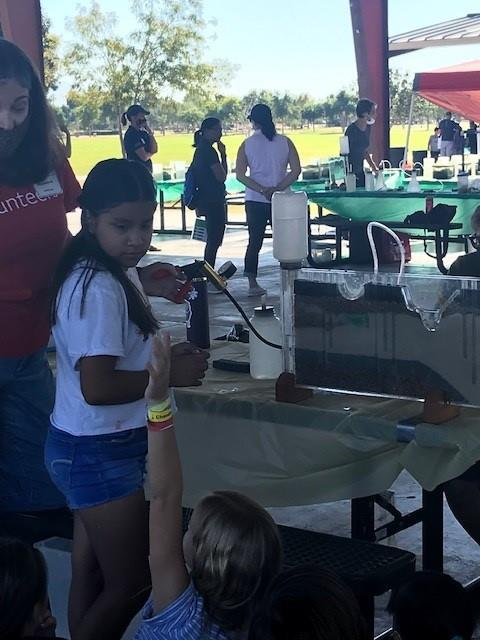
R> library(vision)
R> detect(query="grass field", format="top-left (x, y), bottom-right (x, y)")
top-left (69, 124), bottom-right (434, 178)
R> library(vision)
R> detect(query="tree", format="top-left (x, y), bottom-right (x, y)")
top-left (64, 0), bottom-right (220, 153)
top-left (41, 15), bottom-right (60, 93)
top-left (66, 88), bottom-right (115, 131)
top-left (389, 70), bottom-right (412, 125)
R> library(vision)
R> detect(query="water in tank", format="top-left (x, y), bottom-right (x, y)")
top-left (293, 269), bottom-right (480, 407)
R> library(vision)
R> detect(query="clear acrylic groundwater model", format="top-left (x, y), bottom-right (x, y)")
top-left (290, 268), bottom-right (480, 407)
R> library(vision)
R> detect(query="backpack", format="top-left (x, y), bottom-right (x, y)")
top-left (183, 165), bottom-right (199, 210)
top-left (404, 203), bottom-right (457, 230)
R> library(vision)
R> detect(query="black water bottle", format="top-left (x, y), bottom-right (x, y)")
top-left (186, 277), bottom-right (210, 349)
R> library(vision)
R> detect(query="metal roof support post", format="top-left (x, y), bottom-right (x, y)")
top-left (350, 0), bottom-right (390, 163)
top-left (403, 91), bottom-right (416, 167)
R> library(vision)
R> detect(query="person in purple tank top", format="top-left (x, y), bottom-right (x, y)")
top-left (236, 104), bottom-right (301, 297)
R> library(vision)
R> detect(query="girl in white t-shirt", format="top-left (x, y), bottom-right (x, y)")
top-left (45, 158), bottom-right (167, 640)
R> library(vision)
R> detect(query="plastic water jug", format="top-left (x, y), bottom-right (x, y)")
top-left (249, 300), bottom-right (283, 379)
top-left (272, 191), bottom-right (308, 265)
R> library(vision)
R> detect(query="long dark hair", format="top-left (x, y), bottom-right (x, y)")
top-left (51, 159), bottom-right (159, 339)
top-left (193, 117), bottom-right (221, 147)
top-left (0, 38), bottom-right (62, 186)
top-left (249, 104), bottom-right (276, 141)
top-left (0, 538), bottom-right (48, 639)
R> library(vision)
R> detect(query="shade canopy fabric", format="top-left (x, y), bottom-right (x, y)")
top-left (413, 60), bottom-right (480, 121)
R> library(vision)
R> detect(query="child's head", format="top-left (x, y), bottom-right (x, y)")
top-left (183, 491), bottom-right (282, 632)
top-left (52, 158), bottom-right (158, 337)
top-left (387, 571), bottom-right (474, 640)
top-left (0, 538), bottom-right (49, 639)
top-left (434, 127), bottom-right (440, 134)
top-left (78, 158), bottom-right (156, 269)
top-left (248, 565), bottom-right (368, 640)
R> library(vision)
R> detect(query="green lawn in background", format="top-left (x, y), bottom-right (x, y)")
top-left (69, 125), bottom-right (433, 178)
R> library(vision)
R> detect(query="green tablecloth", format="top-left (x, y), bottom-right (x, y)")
top-left (156, 177), bottom-right (329, 204)
top-left (309, 190), bottom-right (480, 235)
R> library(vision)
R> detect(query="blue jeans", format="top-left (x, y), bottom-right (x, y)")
top-left (0, 349), bottom-right (66, 511)
top-left (200, 200), bottom-right (226, 268)
top-left (244, 201), bottom-right (272, 277)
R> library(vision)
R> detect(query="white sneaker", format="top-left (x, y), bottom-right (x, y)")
top-left (248, 285), bottom-right (267, 297)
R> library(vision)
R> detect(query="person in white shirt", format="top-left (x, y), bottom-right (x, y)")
top-left (236, 104), bottom-right (301, 296)
top-left (46, 159), bottom-right (208, 640)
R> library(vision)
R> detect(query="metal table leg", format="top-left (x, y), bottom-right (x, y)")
top-left (422, 486), bottom-right (444, 571)
top-left (351, 496), bottom-right (376, 541)
top-left (434, 228), bottom-right (449, 274)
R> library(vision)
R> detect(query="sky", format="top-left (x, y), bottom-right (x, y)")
top-left (41, 0), bottom-right (480, 103)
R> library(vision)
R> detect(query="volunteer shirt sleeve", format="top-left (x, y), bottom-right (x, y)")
top-left (63, 273), bottom-right (128, 362)
top-left (60, 159), bottom-right (82, 213)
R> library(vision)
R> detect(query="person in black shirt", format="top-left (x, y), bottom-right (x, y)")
top-left (121, 104), bottom-right (158, 173)
top-left (191, 117), bottom-right (227, 274)
top-left (345, 99), bottom-right (379, 187)
top-left (466, 121), bottom-right (478, 154)
top-left (438, 111), bottom-right (461, 158)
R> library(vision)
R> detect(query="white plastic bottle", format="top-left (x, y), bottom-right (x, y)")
top-left (407, 169), bottom-right (421, 193)
top-left (249, 299), bottom-right (283, 379)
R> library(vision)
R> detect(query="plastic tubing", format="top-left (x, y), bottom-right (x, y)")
top-left (366, 221), bottom-right (405, 284)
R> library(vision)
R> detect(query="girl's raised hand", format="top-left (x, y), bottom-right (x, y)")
top-left (146, 333), bottom-right (171, 402)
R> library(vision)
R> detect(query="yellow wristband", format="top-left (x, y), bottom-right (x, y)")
top-left (148, 407), bottom-right (172, 422)
top-left (148, 399), bottom-right (171, 411)
top-left (149, 409), bottom-right (172, 420)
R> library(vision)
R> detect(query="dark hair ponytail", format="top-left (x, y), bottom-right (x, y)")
top-left (249, 104), bottom-right (276, 141)
top-left (192, 117), bottom-right (221, 147)
top-left (51, 159), bottom-right (159, 339)
top-left (259, 121), bottom-right (276, 141)
top-left (193, 129), bottom-right (202, 147)
top-left (121, 111), bottom-right (128, 126)
top-left (0, 538), bottom-right (48, 640)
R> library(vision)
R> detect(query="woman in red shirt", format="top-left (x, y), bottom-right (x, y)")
top-left (0, 39), bottom-right (82, 515)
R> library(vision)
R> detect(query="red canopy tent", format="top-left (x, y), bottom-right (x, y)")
top-left (403, 60), bottom-right (480, 164)
top-left (413, 60), bottom-right (480, 122)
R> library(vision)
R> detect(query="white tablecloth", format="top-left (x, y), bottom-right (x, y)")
top-left (173, 343), bottom-right (480, 507)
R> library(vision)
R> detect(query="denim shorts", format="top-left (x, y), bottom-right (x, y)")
top-left (45, 425), bottom-right (147, 510)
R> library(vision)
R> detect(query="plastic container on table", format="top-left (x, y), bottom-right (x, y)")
top-left (249, 299), bottom-right (283, 380)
